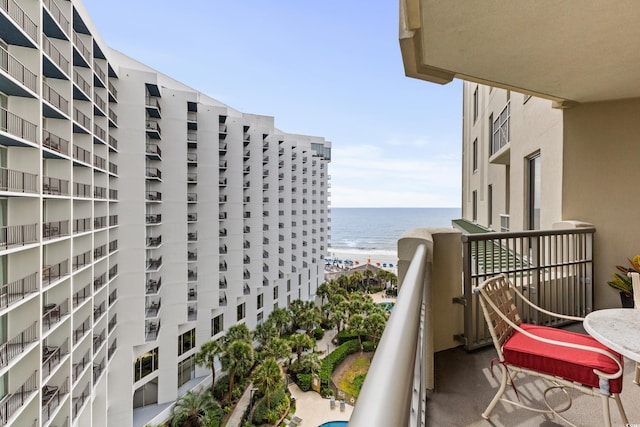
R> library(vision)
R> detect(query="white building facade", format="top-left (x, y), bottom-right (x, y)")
top-left (0, 1), bottom-right (331, 426)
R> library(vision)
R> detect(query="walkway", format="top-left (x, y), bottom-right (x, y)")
top-left (225, 382), bottom-right (253, 427)
top-left (288, 382), bottom-right (353, 427)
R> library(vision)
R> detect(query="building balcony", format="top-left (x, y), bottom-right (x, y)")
top-left (0, 370), bottom-right (37, 425)
top-left (187, 213), bottom-right (197, 222)
top-left (187, 269), bottom-right (197, 281)
top-left (108, 339), bottom-right (117, 360)
top-left (188, 231), bottom-right (198, 241)
top-left (187, 193), bottom-right (197, 203)
top-left (147, 236), bottom-right (162, 248)
top-left (0, 106), bottom-right (37, 146)
top-left (188, 250), bottom-right (197, 261)
top-left (73, 317), bottom-right (91, 345)
top-left (146, 320), bottom-right (160, 341)
top-left (219, 278), bottom-right (227, 289)
top-left (93, 216), bottom-right (107, 230)
top-left (93, 273), bottom-right (106, 291)
top-left (146, 256), bottom-right (162, 272)
top-left (0, 321), bottom-right (37, 369)
top-left (219, 292), bottom-right (227, 307)
top-left (42, 338), bottom-right (69, 379)
top-left (187, 172), bottom-right (197, 183)
top-left (146, 278), bottom-right (161, 295)
top-left (93, 302), bottom-right (106, 324)
top-left (43, 36), bottom-right (69, 78)
top-left (146, 167), bottom-right (162, 180)
top-left (146, 214), bottom-right (161, 225)
top-left (72, 284), bottom-right (90, 308)
top-left (72, 382), bottom-right (90, 420)
top-left (145, 96), bottom-right (161, 118)
top-left (72, 250), bottom-right (91, 271)
top-left (42, 298), bottom-right (69, 332)
top-left (73, 107), bottom-right (91, 132)
top-left (187, 132), bottom-right (197, 148)
top-left (188, 305), bottom-right (197, 321)
top-left (93, 329), bottom-right (105, 352)
top-left (146, 191), bottom-right (162, 202)
top-left (349, 225), bottom-right (640, 426)
top-left (94, 62), bottom-right (106, 87)
top-left (0, 44), bottom-right (37, 96)
top-left (188, 288), bottom-right (197, 301)
top-left (73, 217), bottom-right (91, 234)
top-left (42, 176), bottom-right (69, 196)
top-left (145, 143), bottom-right (162, 160)
top-left (145, 121), bottom-right (161, 139)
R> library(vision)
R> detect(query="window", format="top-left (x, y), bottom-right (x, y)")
top-left (178, 329), bottom-right (196, 356)
top-left (257, 293), bottom-right (263, 310)
top-left (287, 279), bottom-right (291, 292)
top-left (472, 138), bottom-right (478, 172)
top-left (257, 312), bottom-right (263, 323)
top-left (527, 154), bottom-right (541, 230)
top-left (237, 302), bottom-right (246, 321)
top-left (133, 378), bottom-right (158, 409)
top-left (491, 103), bottom-right (510, 155)
top-left (273, 286), bottom-right (278, 300)
top-left (473, 86), bottom-right (479, 123)
top-left (472, 190), bottom-right (478, 222)
top-left (211, 314), bottom-right (223, 336)
top-left (134, 347), bottom-right (159, 382)
top-left (487, 185), bottom-right (493, 227)
top-left (178, 355), bottom-right (196, 388)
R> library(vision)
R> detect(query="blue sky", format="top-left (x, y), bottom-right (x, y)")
top-left (83, 0), bottom-right (462, 207)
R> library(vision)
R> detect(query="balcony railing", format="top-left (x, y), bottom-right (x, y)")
top-left (73, 317), bottom-right (91, 345)
top-left (42, 260), bottom-right (69, 286)
top-left (42, 298), bottom-right (69, 331)
top-left (43, 220), bottom-right (69, 240)
top-left (0, 44), bottom-right (37, 93)
top-left (0, 370), bottom-right (37, 425)
top-left (350, 240), bottom-right (428, 427)
top-left (0, 167), bottom-right (37, 193)
top-left (43, 176), bottom-right (69, 196)
top-left (42, 338), bottom-right (69, 378)
top-left (43, 81), bottom-right (69, 115)
top-left (146, 191), bottom-right (162, 201)
top-left (73, 284), bottom-right (90, 308)
top-left (0, 272), bottom-right (37, 309)
top-left (73, 107), bottom-right (90, 130)
top-left (72, 250), bottom-right (91, 271)
top-left (72, 350), bottom-right (90, 384)
top-left (0, 106), bottom-right (37, 143)
top-left (0, 223), bottom-right (37, 249)
top-left (71, 382), bottom-right (89, 419)
top-left (42, 377), bottom-right (69, 423)
top-left (146, 321), bottom-right (160, 341)
top-left (73, 144), bottom-right (91, 164)
top-left (73, 69), bottom-right (90, 97)
top-left (146, 214), bottom-right (161, 224)
top-left (108, 339), bottom-right (117, 359)
top-left (93, 273), bottom-right (106, 291)
top-left (146, 278), bottom-right (161, 294)
top-left (93, 216), bottom-right (107, 229)
top-left (93, 330), bottom-right (105, 352)
top-left (73, 218), bottom-right (91, 234)
top-left (43, 36), bottom-right (69, 75)
top-left (0, 321), bottom-right (37, 368)
top-left (44, 0), bottom-right (70, 35)
top-left (73, 182), bottom-right (91, 198)
top-left (1, 0), bottom-right (38, 42)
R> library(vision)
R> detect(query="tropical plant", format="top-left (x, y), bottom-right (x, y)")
top-left (289, 332), bottom-right (315, 363)
top-left (223, 323), bottom-right (252, 345)
top-left (366, 312), bottom-right (387, 346)
top-left (221, 340), bottom-right (254, 396)
top-left (251, 357), bottom-right (283, 410)
top-left (195, 339), bottom-right (225, 395)
top-left (169, 389), bottom-right (222, 427)
top-left (607, 255), bottom-right (640, 295)
top-left (316, 282), bottom-right (331, 305)
top-left (254, 320), bottom-right (278, 347)
top-left (348, 314), bottom-right (366, 348)
top-left (260, 337), bottom-right (291, 362)
top-left (268, 307), bottom-right (291, 336)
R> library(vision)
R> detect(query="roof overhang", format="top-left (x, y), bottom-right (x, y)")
top-left (400, 0), bottom-right (640, 104)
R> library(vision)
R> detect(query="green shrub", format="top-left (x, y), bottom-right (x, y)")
top-left (296, 373), bottom-right (311, 392)
top-left (318, 340), bottom-right (360, 385)
top-left (252, 388), bottom-right (289, 425)
top-left (214, 375), bottom-right (229, 400)
top-left (362, 341), bottom-right (375, 352)
top-left (354, 373), bottom-right (367, 391)
top-left (313, 328), bottom-right (325, 340)
top-left (336, 330), bottom-right (360, 344)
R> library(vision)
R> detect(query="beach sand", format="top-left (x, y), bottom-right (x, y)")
top-left (326, 248), bottom-right (399, 274)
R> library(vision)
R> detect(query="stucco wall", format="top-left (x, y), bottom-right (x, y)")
top-left (562, 98), bottom-right (640, 309)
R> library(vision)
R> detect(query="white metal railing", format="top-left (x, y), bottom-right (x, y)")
top-left (350, 242), bottom-right (428, 427)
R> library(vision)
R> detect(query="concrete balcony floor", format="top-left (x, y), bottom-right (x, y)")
top-left (428, 324), bottom-right (640, 427)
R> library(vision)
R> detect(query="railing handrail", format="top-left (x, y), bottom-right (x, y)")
top-left (350, 243), bottom-right (428, 427)
top-left (461, 225), bottom-right (596, 242)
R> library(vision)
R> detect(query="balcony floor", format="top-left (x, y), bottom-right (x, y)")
top-left (428, 324), bottom-right (640, 426)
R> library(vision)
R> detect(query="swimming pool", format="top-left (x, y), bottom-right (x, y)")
top-left (318, 422), bottom-right (348, 427)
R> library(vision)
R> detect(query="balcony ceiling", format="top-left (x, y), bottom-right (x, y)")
top-left (400, 0), bottom-right (640, 104)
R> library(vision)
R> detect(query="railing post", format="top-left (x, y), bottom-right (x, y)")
top-left (531, 235), bottom-right (540, 325)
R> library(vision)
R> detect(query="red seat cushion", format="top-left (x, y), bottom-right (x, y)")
top-left (502, 324), bottom-right (623, 393)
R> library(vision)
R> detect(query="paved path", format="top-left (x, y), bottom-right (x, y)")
top-left (225, 382), bottom-right (253, 427)
top-left (288, 382), bottom-right (353, 426)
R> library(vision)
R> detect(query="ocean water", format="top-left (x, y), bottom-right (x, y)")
top-left (328, 207), bottom-right (461, 258)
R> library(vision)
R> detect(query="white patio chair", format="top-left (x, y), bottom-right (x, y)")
top-left (475, 274), bottom-right (628, 427)
top-left (627, 271), bottom-right (640, 384)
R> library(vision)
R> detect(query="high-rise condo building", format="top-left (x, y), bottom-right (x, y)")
top-left (0, 1), bottom-right (331, 426)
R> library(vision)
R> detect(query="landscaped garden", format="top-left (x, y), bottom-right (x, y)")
top-left (145, 267), bottom-right (396, 427)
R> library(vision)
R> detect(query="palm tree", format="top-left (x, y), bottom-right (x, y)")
top-left (298, 302), bottom-right (321, 334)
top-left (289, 332), bottom-right (314, 363)
top-left (254, 320), bottom-right (278, 347)
top-left (297, 352), bottom-right (321, 374)
top-left (350, 271), bottom-right (364, 290)
top-left (268, 307), bottom-right (291, 336)
top-left (251, 357), bottom-right (283, 410)
top-left (363, 269), bottom-right (374, 289)
top-left (348, 314), bottom-right (366, 348)
top-left (260, 337), bottom-right (291, 362)
top-left (221, 340), bottom-right (254, 395)
top-left (336, 274), bottom-right (350, 290)
top-left (330, 306), bottom-right (347, 331)
top-left (170, 389), bottom-right (221, 427)
top-left (316, 282), bottom-right (331, 305)
top-left (366, 312), bottom-right (387, 347)
top-left (194, 339), bottom-right (225, 395)
top-left (224, 323), bottom-right (252, 345)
